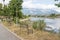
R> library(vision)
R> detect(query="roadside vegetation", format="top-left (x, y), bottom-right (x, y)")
top-left (3, 19), bottom-right (60, 40)
top-left (33, 20), bottom-right (46, 30)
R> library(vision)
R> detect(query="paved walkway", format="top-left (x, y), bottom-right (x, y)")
top-left (0, 23), bottom-right (22, 40)
top-left (20, 17), bottom-right (30, 21)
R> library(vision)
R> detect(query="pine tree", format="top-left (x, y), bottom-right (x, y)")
top-left (8, 0), bottom-right (23, 23)
top-left (8, 0), bottom-right (23, 18)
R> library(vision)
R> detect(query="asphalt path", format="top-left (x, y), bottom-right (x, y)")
top-left (0, 23), bottom-right (23, 40)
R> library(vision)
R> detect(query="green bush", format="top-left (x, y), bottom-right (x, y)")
top-left (49, 13), bottom-right (56, 18)
top-left (38, 20), bottom-right (46, 30)
top-left (33, 21), bottom-right (38, 29)
top-left (33, 20), bottom-right (46, 30)
top-left (13, 17), bottom-right (19, 24)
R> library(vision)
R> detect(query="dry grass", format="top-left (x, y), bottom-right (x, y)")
top-left (2, 21), bottom-right (60, 40)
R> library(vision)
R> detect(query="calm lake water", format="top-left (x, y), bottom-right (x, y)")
top-left (30, 17), bottom-right (60, 33)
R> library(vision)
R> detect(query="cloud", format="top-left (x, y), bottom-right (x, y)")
top-left (22, 0), bottom-right (60, 12)
top-left (22, 1), bottom-right (34, 8)
top-left (0, 0), bottom-right (10, 5)
top-left (54, 7), bottom-right (60, 12)
top-left (22, 1), bottom-right (57, 9)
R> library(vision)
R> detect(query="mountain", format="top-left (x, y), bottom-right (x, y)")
top-left (22, 8), bottom-right (60, 16)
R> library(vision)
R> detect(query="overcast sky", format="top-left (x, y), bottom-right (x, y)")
top-left (22, 0), bottom-right (60, 12)
top-left (0, 0), bottom-right (10, 4)
top-left (0, 0), bottom-right (60, 12)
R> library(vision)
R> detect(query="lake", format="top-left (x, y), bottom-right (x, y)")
top-left (30, 17), bottom-right (60, 33)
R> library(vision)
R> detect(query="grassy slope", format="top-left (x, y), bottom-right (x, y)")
top-left (3, 21), bottom-right (60, 40)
